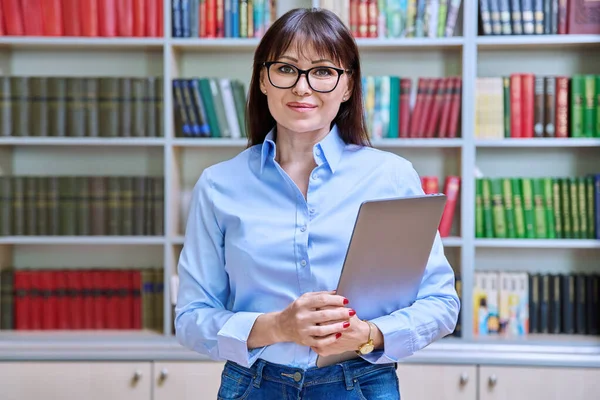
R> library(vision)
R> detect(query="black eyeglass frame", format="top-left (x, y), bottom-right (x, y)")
top-left (262, 61), bottom-right (352, 93)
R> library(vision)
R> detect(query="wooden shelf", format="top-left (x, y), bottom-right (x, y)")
top-left (0, 236), bottom-right (166, 245)
top-left (0, 37), bottom-right (164, 50)
top-left (476, 34), bottom-right (600, 49)
top-left (475, 138), bottom-right (600, 148)
top-left (0, 138), bottom-right (166, 147)
top-left (372, 138), bottom-right (463, 148)
top-left (172, 138), bottom-right (249, 147)
top-left (474, 239), bottom-right (600, 249)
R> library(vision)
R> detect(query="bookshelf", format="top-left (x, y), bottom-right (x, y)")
top-left (0, 0), bottom-right (598, 369)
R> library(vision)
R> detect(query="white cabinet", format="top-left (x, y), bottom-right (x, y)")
top-left (0, 362), bottom-right (151, 400)
top-left (479, 366), bottom-right (600, 400)
top-left (153, 361), bottom-right (225, 400)
top-left (396, 364), bottom-right (477, 400)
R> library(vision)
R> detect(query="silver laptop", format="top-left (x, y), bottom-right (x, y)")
top-left (316, 193), bottom-right (447, 368)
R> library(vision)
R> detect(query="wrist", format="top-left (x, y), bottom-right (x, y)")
top-left (271, 311), bottom-right (287, 343)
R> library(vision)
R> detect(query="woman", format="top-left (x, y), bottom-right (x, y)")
top-left (175, 7), bottom-right (460, 399)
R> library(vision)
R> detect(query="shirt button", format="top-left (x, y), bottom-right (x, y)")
top-left (300, 225), bottom-right (306, 232)
top-left (309, 208), bottom-right (315, 214)
top-left (300, 260), bottom-right (307, 267)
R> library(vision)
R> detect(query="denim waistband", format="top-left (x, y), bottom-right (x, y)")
top-left (225, 357), bottom-right (397, 391)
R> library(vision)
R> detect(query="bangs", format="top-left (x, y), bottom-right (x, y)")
top-left (263, 11), bottom-right (350, 68)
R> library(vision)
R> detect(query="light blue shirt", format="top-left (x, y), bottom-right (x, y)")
top-left (175, 124), bottom-right (460, 369)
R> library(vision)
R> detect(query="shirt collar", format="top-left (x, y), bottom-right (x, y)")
top-left (259, 124), bottom-right (346, 175)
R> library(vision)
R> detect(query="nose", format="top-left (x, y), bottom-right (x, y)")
top-left (292, 73), bottom-right (312, 96)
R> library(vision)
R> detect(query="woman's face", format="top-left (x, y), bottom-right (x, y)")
top-left (259, 43), bottom-right (352, 137)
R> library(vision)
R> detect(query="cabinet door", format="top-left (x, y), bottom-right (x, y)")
top-left (153, 361), bottom-right (225, 400)
top-left (396, 364), bottom-right (476, 400)
top-left (0, 362), bottom-right (151, 400)
top-left (479, 366), bottom-right (600, 400)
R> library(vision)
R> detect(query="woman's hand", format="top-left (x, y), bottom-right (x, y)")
top-left (274, 291), bottom-right (353, 348)
top-left (310, 314), bottom-right (371, 357)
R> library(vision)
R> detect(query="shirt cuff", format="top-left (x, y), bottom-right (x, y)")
top-left (360, 315), bottom-right (414, 364)
top-left (217, 312), bottom-right (266, 368)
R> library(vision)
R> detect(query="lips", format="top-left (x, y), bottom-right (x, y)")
top-left (287, 102), bottom-right (317, 109)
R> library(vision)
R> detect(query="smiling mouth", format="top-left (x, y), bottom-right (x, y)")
top-left (287, 103), bottom-right (317, 112)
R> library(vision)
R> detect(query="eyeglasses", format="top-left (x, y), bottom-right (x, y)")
top-left (262, 61), bottom-right (351, 93)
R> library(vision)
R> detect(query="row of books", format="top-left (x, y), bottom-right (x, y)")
top-left (321, 0), bottom-right (462, 38)
top-left (0, 0), bottom-right (164, 37)
top-left (0, 268), bottom-right (164, 332)
top-left (475, 175), bottom-right (600, 240)
top-left (0, 76), bottom-right (164, 138)
top-left (475, 74), bottom-right (600, 140)
top-left (479, 0), bottom-right (600, 36)
top-left (474, 271), bottom-right (599, 337)
top-left (421, 175), bottom-right (461, 237)
top-left (0, 176), bottom-right (164, 237)
top-left (172, 0), bottom-right (277, 38)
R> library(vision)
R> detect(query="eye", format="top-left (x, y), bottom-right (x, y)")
top-left (311, 67), bottom-right (336, 78)
top-left (277, 65), bottom-right (296, 74)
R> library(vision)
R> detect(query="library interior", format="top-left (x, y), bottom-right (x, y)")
top-left (0, 0), bottom-right (599, 399)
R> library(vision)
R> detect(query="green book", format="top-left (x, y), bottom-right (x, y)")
top-left (491, 178), bottom-right (507, 238)
top-left (570, 75), bottom-right (584, 138)
top-left (475, 178), bottom-right (484, 238)
top-left (577, 177), bottom-right (588, 238)
top-left (569, 177), bottom-right (580, 238)
top-left (511, 178), bottom-right (526, 238)
top-left (552, 178), bottom-right (562, 238)
top-left (481, 178), bottom-right (495, 238)
top-left (560, 178), bottom-right (572, 238)
top-left (583, 75), bottom-right (596, 138)
top-left (503, 76), bottom-right (511, 138)
top-left (532, 178), bottom-right (547, 238)
top-left (596, 75), bottom-right (600, 137)
top-left (521, 178), bottom-right (536, 238)
top-left (587, 176), bottom-right (596, 239)
top-left (502, 178), bottom-right (517, 238)
top-left (388, 77), bottom-right (400, 139)
top-left (543, 178), bottom-right (556, 239)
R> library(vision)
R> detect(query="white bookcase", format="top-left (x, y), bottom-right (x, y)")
top-left (0, 0), bottom-right (599, 368)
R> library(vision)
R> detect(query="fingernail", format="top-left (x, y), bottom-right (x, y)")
top-left (343, 321), bottom-right (350, 329)
top-left (343, 298), bottom-right (349, 305)
top-left (349, 309), bottom-right (356, 317)
top-left (336, 333), bottom-right (342, 339)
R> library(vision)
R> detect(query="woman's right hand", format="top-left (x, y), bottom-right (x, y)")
top-left (275, 291), bottom-right (354, 347)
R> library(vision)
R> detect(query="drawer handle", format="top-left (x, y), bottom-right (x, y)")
top-left (159, 368), bottom-right (169, 381)
top-left (488, 374), bottom-right (498, 387)
top-left (133, 370), bottom-right (143, 382)
top-left (459, 373), bottom-right (469, 385)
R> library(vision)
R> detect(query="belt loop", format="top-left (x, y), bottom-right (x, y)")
top-left (253, 360), bottom-right (266, 388)
top-left (340, 362), bottom-right (355, 391)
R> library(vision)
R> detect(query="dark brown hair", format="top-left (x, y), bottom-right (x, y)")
top-left (246, 7), bottom-right (370, 148)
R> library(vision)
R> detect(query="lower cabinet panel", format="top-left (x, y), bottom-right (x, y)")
top-left (153, 361), bottom-right (225, 400)
top-left (396, 364), bottom-right (477, 400)
top-left (0, 362), bottom-right (151, 400)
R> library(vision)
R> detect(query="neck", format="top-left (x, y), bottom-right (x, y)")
top-left (274, 125), bottom-right (330, 166)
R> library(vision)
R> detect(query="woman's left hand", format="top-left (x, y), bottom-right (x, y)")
top-left (310, 313), bottom-right (371, 357)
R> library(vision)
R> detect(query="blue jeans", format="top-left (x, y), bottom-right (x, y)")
top-left (217, 357), bottom-right (400, 399)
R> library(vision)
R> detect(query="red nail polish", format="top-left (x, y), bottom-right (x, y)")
top-left (343, 298), bottom-right (349, 305)
top-left (336, 333), bottom-right (342, 339)
top-left (343, 321), bottom-right (350, 329)
top-left (349, 309), bottom-right (356, 317)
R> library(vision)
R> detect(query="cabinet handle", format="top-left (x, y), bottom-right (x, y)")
top-left (133, 370), bottom-right (143, 382)
top-left (459, 373), bottom-right (469, 385)
top-left (159, 368), bottom-right (169, 381)
top-left (488, 374), bottom-right (498, 387)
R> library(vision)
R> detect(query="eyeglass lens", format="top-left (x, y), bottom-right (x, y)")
top-left (268, 62), bottom-right (341, 92)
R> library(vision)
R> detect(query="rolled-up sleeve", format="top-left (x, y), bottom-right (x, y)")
top-left (174, 169), bottom-right (266, 367)
top-left (361, 162), bottom-right (460, 364)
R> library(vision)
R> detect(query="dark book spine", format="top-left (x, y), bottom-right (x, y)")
top-left (144, 177), bottom-right (153, 235)
top-left (12, 177), bottom-right (24, 236)
top-left (0, 176), bottom-right (11, 236)
top-left (0, 270), bottom-right (14, 329)
top-left (24, 176), bottom-right (37, 235)
top-left (60, 176), bottom-right (77, 236)
top-left (31, 77), bottom-right (49, 137)
top-left (539, 273), bottom-right (549, 333)
top-left (561, 274), bottom-right (575, 334)
top-left (586, 274), bottom-right (599, 335)
top-left (76, 177), bottom-right (90, 236)
top-left (133, 177), bottom-right (146, 235)
top-left (120, 177), bottom-right (134, 236)
top-left (132, 78), bottom-right (146, 137)
top-left (549, 274), bottom-right (561, 334)
top-left (119, 77), bottom-right (132, 137)
top-left (153, 177), bottom-right (164, 236)
top-left (48, 78), bottom-right (67, 137)
top-left (36, 177), bottom-right (48, 236)
top-left (575, 273), bottom-right (587, 334)
top-left (108, 177), bottom-right (121, 236)
top-left (156, 77), bottom-right (164, 137)
top-left (0, 77), bottom-right (12, 137)
top-left (90, 176), bottom-right (107, 236)
top-left (13, 76), bottom-right (30, 137)
top-left (67, 78), bottom-right (85, 137)
top-left (85, 78), bottom-right (99, 137)
top-left (48, 177), bottom-right (60, 236)
top-left (145, 77), bottom-right (157, 137)
top-left (99, 78), bottom-right (119, 137)
top-left (528, 273), bottom-right (539, 333)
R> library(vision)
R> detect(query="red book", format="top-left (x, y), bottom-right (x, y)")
top-left (81, 270), bottom-right (95, 329)
top-left (554, 76), bottom-right (569, 138)
top-left (0, 3), bottom-right (4, 35)
top-left (350, 0), bottom-right (358, 37)
top-left (367, 0), bottom-right (378, 37)
top-left (133, 0), bottom-right (145, 36)
top-left (557, 0), bottom-right (568, 34)
top-left (216, 0), bottom-right (224, 37)
top-left (424, 78), bottom-right (447, 138)
top-left (118, 0), bottom-right (134, 36)
top-left (437, 78), bottom-right (454, 138)
top-left (398, 78), bottom-right (412, 138)
top-left (98, 0), bottom-right (117, 37)
top-left (157, 0), bottom-right (163, 36)
top-left (131, 270), bottom-right (142, 329)
top-left (447, 77), bottom-right (462, 138)
top-left (409, 78), bottom-right (427, 137)
top-left (41, 0), bottom-right (64, 36)
top-left (22, 0), bottom-right (44, 36)
top-left (14, 271), bottom-right (31, 330)
top-left (2, 0), bottom-right (24, 35)
top-left (521, 73), bottom-right (535, 138)
top-left (67, 271), bottom-right (83, 330)
top-left (80, 0), bottom-right (99, 36)
top-left (62, 0), bottom-right (81, 36)
top-left (416, 78), bottom-right (439, 138)
top-left (510, 74), bottom-right (522, 138)
top-left (421, 176), bottom-right (439, 194)
top-left (357, 0), bottom-right (368, 38)
top-left (145, 0), bottom-right (158, 36)
top-left (205, 0), bottom-right (216, 37)
top-left (567, 0), bottom-right (600, 34)
top-left (119, 271), bottom-right (132, 329)
top-left (92, 270), bottom-right (105, 329)
top-left (199, 0), bottom-right (206, 37)
top-left (106, 270), bottom-right (121, 329)
top-left (40, 271), bottom-right (55, 330)
top-left (55, 271), bottom-right (69, 329)
top-left (439, 176), bottom-right (461, 237)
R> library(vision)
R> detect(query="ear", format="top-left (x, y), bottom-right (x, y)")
top-left (259, 69), bottom-right (267, 94)
top-left (342, 76), bottom-right (353, 101)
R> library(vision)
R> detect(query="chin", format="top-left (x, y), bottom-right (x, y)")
top-left (280, 118), bottom-right (329, 134)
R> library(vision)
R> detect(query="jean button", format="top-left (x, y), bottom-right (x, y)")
top-left (293, 372), bottom-right (302, 382)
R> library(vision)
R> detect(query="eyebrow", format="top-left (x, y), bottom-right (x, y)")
top-left (279, 55), bottom-right (335, 64)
